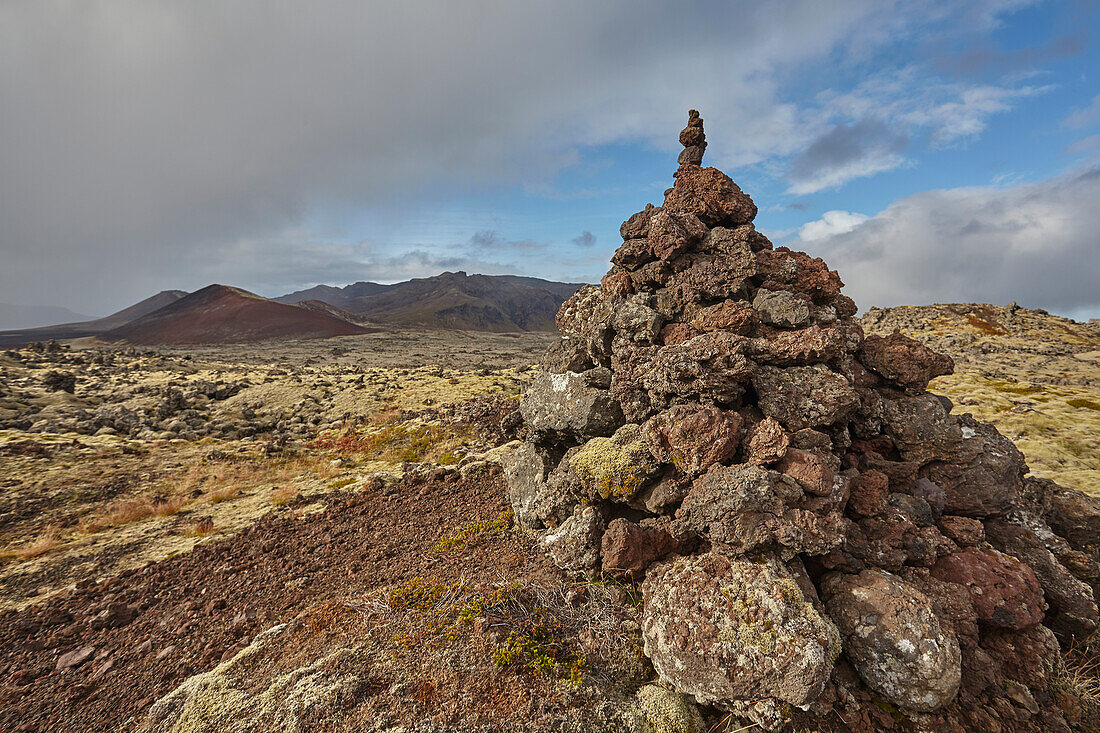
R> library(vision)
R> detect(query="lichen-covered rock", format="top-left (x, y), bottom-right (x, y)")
top-left (822, 569), bottom-right (961, 712)
top-left (145, 624), bottom-right (363, 733)
top-left (555, 285), bottom-right (615, 366)
top-left (858, 330), bottom-right (953, 393)
top-left (752, 364), bottom-right (859, 431)
top-left (932, 547), bottom-right (1046, 629)
top-left (641, 552), bottom-right (840, 713)
top-left (671, 464), bottom-right (840, 558)
top-left (520, 369), bottom-right (623, 441)
top-left (612, 294), bottom-right (664, 344)
top-left (641, 404), bottom-right (742, 476)
top-left (623, 684), bottom-right (706, 733)
top-left (501, 441), bottom-right (553, 529)
top-left (753, 289), bottom-right (811, 329)
top-left (612, 333), bottom-right (754, 422)
top-left (556, 424), bottom-right (659, 502)
top-left (542, 505), bottom-right (604, 574)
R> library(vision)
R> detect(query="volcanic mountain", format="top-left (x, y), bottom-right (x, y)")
top-left (279, 272), bottom-right (584, 331)
top-left (102, 285), bottom-right (371, 345)
top-left (0, 290), bottom-right (189, 347)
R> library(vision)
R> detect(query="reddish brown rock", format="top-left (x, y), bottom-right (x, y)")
top-left (938, 516), bottom-right (985, 546)
top-left (642, 404), bottom-right (743, 476)
top-left (849, 470), bottom-right (889, 517)
top-left (858, 330), bottom-right (954, 393)
top-left (600, 517), bottom-right (680, 581)
top-left (777, 448), bottom-right (835, 496)
top-left (745, 417), bottom-right (789, 465)
top-left (600, 270), bottom-right (634, 296)
top-left (647, 210), bottom-right (708, 261)
top-left (689, 301), bottom-right (757, 334)
top-left (612, 238), bottom-right (656, 270)
top-left (620, 203), bottom-right (659, 240)
top-left (746, 325), bottom-right (847, 366)
top-left (663, 165), bottom-right (757, 227)
top-left (659, 322), bottom-right (700, 345)
top-left (756, 247), bottom-right (843, 300)
top-left (985, 518), bottom-right (1099, 635)
top-left (932, 548), bottom-right (1046, 630)
top-left (982, 625), bottom-right (1061, 690)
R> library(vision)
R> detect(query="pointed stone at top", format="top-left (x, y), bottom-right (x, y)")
top-left (678, 109), bottom-right (707, 167)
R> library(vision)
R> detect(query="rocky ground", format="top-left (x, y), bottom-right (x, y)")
top-left (0, 308), bottom-right (1098, 731)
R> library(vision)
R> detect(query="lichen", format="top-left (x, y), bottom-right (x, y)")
top-left (569, 425), bottom-right (656, 500)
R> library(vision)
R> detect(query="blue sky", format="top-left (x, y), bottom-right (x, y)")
top-left (2, 0), bottom-right (1099, 318)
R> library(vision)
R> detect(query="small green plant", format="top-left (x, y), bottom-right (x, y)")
top-left (1068, 398), bottom-right (1100, 411)
top-left (429, 510), bottom-right (513, 556)
top-left (491, 611), bottom-right (587, 684)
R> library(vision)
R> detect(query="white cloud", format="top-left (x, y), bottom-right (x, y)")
top-left (1064, 94), bottom-right (1100, 129)
top-left (797, 166), bottom-right (1100, 318)
top-left (798, 210), bottom-right (870, 241)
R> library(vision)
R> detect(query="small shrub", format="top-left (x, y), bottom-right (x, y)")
top-left (1068, 398), bottom-right (1100, 411)
top-left (429, 510), bottom-right (513, 556)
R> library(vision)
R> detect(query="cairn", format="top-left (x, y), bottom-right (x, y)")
top-left (504, 110), bottom-right (1100, 731)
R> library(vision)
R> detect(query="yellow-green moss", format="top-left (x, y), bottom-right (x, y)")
top-left (569, 427), bottom-right (655, 500)
top-left (429, 510), bottom-right (513, 556)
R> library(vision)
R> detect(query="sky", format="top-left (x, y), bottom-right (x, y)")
top-left (1, 0), bottom-right (1099, 319)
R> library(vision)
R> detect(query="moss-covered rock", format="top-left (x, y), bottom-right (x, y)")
top-left (567, 424), bottom-right (659, 502)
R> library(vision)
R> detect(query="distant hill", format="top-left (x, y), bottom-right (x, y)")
top-left (0, 290), bottom-right (188, 347)
top-left (279, 272), bottom-right (584, 331)
top-left (275, 281), bottom-right (392, 308)
top-left (103, 285), bottom-right (372, 345)
top-left (0, 303), bottom-right (93, 331)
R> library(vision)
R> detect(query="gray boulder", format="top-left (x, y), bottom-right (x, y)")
top-left (520, 369), bottom-right (623, 442)
top-left (822, 569), bottom-right (961, 712)
top-left (753, 289), bottom-right (811, 328)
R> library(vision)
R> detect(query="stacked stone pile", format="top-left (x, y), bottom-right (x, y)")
top-left (504, 110), bottom-right (1100, 731)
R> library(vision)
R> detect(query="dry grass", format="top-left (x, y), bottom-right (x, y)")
top-left (270, 486), bottom-right (299, 506)
top-left (0, 527), bottom-right (62, 560)
top-left (1052, 632), bottom-right (1100, 724)
top-left (78, 496), bottom-right (186, 533)
top-left (184, 517), bottom-right (215, 537)
top-left (310, 414), bottom-right (476, 466)
top-left (351, 573), bottom-right (645, 687)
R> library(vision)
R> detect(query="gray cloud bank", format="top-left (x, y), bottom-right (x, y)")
top-left (799, 166), bottom-right (1100, 319)
top-left (0, 0), bottom-right (1057, 313)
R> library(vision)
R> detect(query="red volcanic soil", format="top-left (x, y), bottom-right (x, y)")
top-left (0, 470), bottom-right (535, 731)
top-left (102, 285), bottom-right (374, 345)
